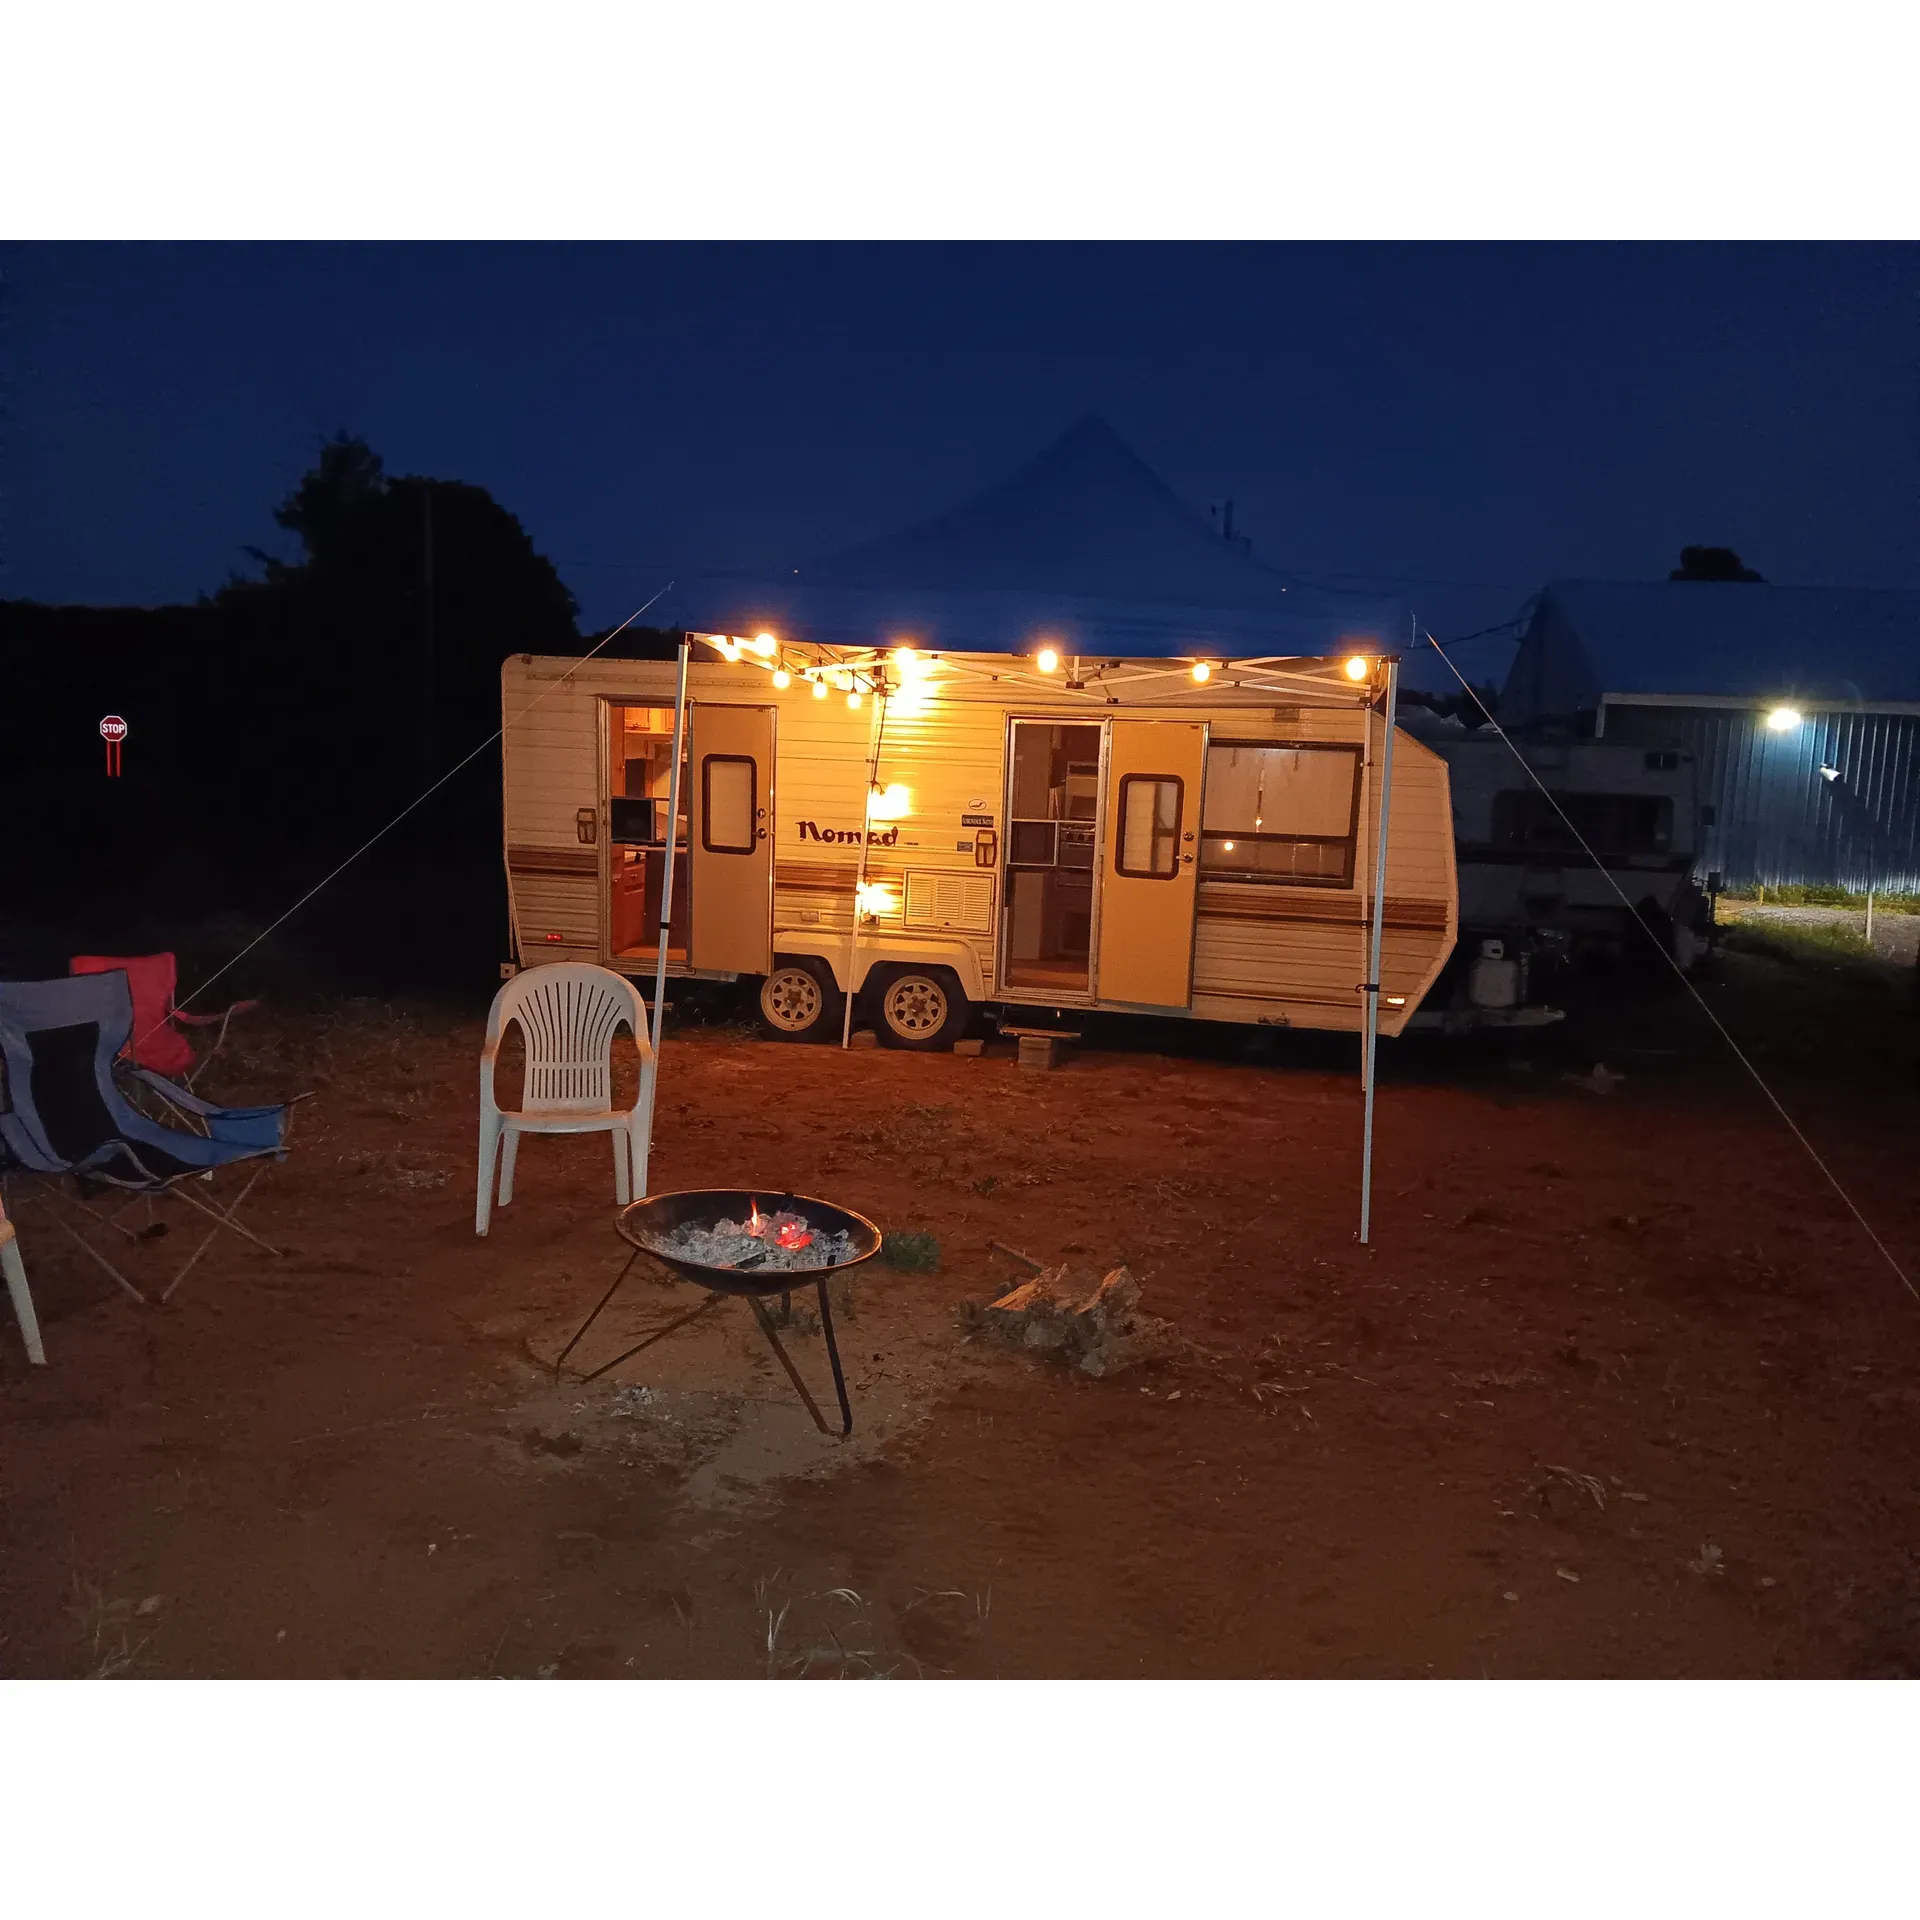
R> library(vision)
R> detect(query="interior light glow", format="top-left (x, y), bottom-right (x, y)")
top-left (1343, 654), bottom-right (1371, 682)
top-left (751, 631), bottom-right (778, 657)
top-left (771, 669), bottom-right (791, 690)
top-left (1766, 706), bottom-right (1803, 732)
top-left (1036, 647), bottom-right (1060, 674)
top-left (1191, 661), bottom-right (1213, 683)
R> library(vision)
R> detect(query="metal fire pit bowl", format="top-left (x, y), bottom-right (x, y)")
top-left (555, 1190), bottom-right (882, 1438)
top-left (614, 1189), bottom-right (881, 1295)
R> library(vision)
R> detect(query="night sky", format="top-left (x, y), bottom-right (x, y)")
top-left (7, 243), bottom-right (1917, 672)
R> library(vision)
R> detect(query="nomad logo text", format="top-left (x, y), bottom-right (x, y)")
top-left (797, 820), bottom-right (901, 847)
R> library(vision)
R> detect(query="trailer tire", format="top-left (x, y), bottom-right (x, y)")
top-left (870, 965), bottom-right (969, 1051)
top-left (756, 958), bottom-right (843, 1043)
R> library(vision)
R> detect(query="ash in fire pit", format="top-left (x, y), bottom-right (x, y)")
top-left (657, 1201), bottom-right (854, 1274)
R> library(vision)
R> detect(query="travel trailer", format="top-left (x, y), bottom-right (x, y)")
top-left (499, 644), bottom-right (1459, 1048)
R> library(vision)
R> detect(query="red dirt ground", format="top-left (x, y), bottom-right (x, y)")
top-left (4, 948), bottom-right (1919, 1679)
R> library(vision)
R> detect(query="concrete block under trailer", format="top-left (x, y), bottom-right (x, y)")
top-left (500, 650), bottom-right (1458, 1049)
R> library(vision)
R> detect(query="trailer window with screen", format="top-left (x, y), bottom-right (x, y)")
top-left (1115, 775), bottom-right (1183, 878)
top-left (1200, 743), bottom-right (1359, 885)
top-left (701, 754), bottom-right (757, 853)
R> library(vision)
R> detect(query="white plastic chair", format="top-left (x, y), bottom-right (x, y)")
top-left (476, 964), bottom-right (656, 1235)
top-left (1, 1188), bottom-right (47, 1366)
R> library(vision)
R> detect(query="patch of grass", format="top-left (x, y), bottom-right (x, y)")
top-left (1724, 884), bottom-right (1920, 912)
top-left (879, 1230), bottom-right (941, 1273)
top-left (1723, 921), bottom-right (1875, 966)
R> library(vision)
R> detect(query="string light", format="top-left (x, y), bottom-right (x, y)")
top-left (847, 689), bottom-right (862, 710)
top-left (771, 668), bottom-right (791, 689)
top-left (1343, 655), bottom-right (1371, 682)
top-left (1036, 646), bottom-right (1060, 674)
top-left (1191, 661), bottom-right (1212, 684)
top-left (751, 632), bottom-right (778, 657)
top-left (812, 677), bottom-right (829, 700)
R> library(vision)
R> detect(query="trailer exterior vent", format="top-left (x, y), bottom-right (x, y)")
top-left (904, 869), bottom-right (994, 933)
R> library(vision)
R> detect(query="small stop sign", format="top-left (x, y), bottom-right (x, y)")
top-left (100, 714), bottom-right (128, 776)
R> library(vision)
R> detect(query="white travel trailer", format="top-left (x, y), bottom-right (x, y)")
top-left (500, 641), bottom-right (1458, 1050)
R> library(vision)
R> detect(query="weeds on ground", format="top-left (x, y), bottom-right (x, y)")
top-left (879, 1230), bottom-right (941, 1273)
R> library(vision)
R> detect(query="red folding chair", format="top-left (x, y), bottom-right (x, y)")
top-left (68, 953), bottom-right (257, 1088)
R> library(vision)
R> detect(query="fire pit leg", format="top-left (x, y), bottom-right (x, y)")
top-left (815, 1279), bottom-right (853, 1438)
top-left (746, 1293), bottom-right (849, 1439)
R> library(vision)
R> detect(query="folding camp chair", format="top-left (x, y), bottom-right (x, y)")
top-left (0, 972), bottom-right (297, 1307)
top-left (69, 951), bottom-right (257, 1087)
top-left (0, 1187), bottom-right (46, 1365)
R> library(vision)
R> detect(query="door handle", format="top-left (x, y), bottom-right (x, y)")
top-left (575, 807), bottom-right (598, 845)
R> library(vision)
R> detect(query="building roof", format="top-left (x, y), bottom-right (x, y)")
top-left (668, 416), bottom-right (1407, 661)
top-left (1500, 579), bottom-right (1920, 721)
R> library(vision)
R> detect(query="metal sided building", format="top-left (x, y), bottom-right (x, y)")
top-left (1500, 581), bottom-right (1920, 892)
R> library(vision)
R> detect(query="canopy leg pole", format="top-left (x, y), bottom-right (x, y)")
top-left (640, 636), bottom-right (691, 1175)
top-left (841, 676), bottom-right (888, 1049)
top-left (1359, 656), bottom-right (1400, 1246)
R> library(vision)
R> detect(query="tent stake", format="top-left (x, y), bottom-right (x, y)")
top-left (1359, 655), bottom-right (1400, 1245)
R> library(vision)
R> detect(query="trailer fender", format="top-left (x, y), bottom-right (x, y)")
top-left (771, 932), bottom-right (987, 1003)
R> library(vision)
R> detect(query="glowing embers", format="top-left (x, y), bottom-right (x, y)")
top-left (656, 1198), bottom-right (851, 1272)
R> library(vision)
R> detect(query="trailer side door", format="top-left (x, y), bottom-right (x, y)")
top-left (1096, 720), bottom-right (1206, 1008)
top-left (689, 703), bottom-right (774, 975)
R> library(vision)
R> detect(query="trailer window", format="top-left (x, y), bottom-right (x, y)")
top-left (1200, 742), bottom-right (1359, 886)
top-left (1115, 775), bottom-right (1184, 878)
top-left (701, 754), bottom-right (757, 853)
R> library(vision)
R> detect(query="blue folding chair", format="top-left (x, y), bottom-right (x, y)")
top-left (0, 972), bottom-right (298, 1306)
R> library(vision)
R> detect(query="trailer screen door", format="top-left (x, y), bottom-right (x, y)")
top-left (689, 704), bottom-right (773, 974)
top-left (1096, 720), bottom-right (1205, 1007)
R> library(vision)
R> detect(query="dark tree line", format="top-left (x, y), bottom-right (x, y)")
top-left (0, 436), bottom-right (629, 991)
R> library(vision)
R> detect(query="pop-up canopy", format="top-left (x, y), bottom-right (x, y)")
top-left (667, 416), bottom-right (1408, 662)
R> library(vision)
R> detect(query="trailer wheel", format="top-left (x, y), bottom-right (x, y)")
top-left (756, 959), bottom-right (842, 1042)
top-left (872, 966), bottom-right (968, 1050)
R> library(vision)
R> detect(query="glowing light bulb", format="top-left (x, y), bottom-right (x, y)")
top-left (1766, 705), bottom-right (1803, 732)
top-left (847, 690), bottom-right (862, 710)
top-left (771, 668), bottom-right (791, 689)
top-left (1191, 661), bottom-right (1212, 683)
top-left (1223, 841), bottom-right (1235, 852)
top-left (1036, 647), bottom-right (1060, 674)
top-left (812, 677), bottom-right (829, 700)
top-left (867, 783), bottom-right (911, 821)
top-left (889, 645), bottom-right (920, 674)
top-left (751, 631), bottom-right (778, 657)
top-left (1343, 654), bottom-right (1371, 682)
